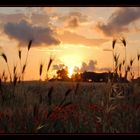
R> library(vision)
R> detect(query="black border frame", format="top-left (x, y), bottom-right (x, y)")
top-left (0, 0), bottom-right (140, 137)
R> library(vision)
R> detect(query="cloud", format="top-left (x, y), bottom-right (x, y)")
top-left (96, 7), bottom-right (140, 36)
top-left (53, 64), bottom-right (66, 70)
top-left (0, 13), bottom-right (26, 25)
top-left (0, 13), bottom-right (50, 28)
top-left (52, 60), bottom-right (97, 72)
top-left (58, 31), bottom-right (108, 47)
top-left (29, 13), bottom-right (50, 26)
top-left (42, 7), bottom-right (56, 14)
top-left (4, 20), bottom-right (60, 47)
top-left (59, 12), bottom-right (88, 28)
top-left (53, 60), bottom-right (111, 73)
top-left (66, 16), bottom-right (79, 28)
top-left (80, 60), bottom-right (97, 72)
top-left (79, 60), bottom-right (111, 73)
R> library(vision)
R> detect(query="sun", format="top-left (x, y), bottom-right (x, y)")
top-left (59, 53), bottom-right (83, 78)
top-left (68, 67), bottom-right (74, 78)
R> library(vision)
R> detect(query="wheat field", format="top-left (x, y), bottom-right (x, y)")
top-left (0, 80), bottom-right (140, 133)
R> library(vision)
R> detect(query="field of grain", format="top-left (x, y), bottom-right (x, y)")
top-left (0, 81), bottom-right (140, 133)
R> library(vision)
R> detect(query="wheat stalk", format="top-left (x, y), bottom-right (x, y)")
top-left (39, 62), bottom-right (43, 80)
top-left (46, 56), bottom-right (54, 81)
top-left (120, 37), bottom-right (127, 77)
top-left (137, 51), bottom-right (140, 77)
top-left (1, 53), bottom-right (12, 82)
top-left (18, 49), bottom-right (22, 75)
top-left (22, 40), bottom-right (32, 81)
top-left (112, 39), bottom-right (117, 73)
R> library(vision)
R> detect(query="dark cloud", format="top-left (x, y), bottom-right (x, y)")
top-left (58, 31), bottom-right (108, 47)
top-left (80, 60), bottom-right (97, 72)
top-left (79, 60), bottom-right (111, 73)
top-left (4, 20), bottom-right (60, 46)
top-left (66, 16), bottom-right (79, 28)
top-left (59, 12), bottom-right (88, 28)
top-left (96, 7), bottom-right (140, 36)
top-left (53, 60), bottom-right (111, 73)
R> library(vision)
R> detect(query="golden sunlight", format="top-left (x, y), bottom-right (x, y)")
top-left (60, 54), bottom-right (82, 68)
top-left (68, 67), bottom-right (74, 78)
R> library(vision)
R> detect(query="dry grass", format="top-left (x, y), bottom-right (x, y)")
top-left (0, 81), bottom-right (140, 133)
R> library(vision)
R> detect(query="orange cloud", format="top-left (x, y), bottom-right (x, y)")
top-left (42, 7), bottom-right (56, 14)
top-left (58, 31), bottom-right (108, 47)
top-left (59, 12), bottom-right (88, 28)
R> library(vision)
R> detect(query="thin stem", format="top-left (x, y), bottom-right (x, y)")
top-left (25, 50), bottom-right (29, 66)
top-left (124, 46), bottom-right (127, 80)
top-left (112, 50), bottom-right (113, 73)
top-left (46, 72), bottom-right (48, 81)
top-left (125, 46), bottom-right (127, 73)
top-left (7, 63), bottom-right (12, 82)
top-left (138, 60), bottom-right (139, 78)
top-left (130, 65), bottom-right (133, 80)
top-left (19, 59), bottom-right (22, 75)
top-left (22, 50), bottom-right (29, 81)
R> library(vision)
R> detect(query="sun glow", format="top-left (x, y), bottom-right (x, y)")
top-left (59, 54), bottom-right (82, 78)
top-left (68, 67), bottom-right (74, 78)
top-left (60, 54), bottom-right (82, 66)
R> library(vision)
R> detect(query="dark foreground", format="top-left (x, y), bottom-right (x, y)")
top-left (0, 81), bottom-right (140, 133)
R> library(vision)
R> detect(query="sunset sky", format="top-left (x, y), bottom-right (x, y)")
top-left (0, 7), bottom-right (140, 81)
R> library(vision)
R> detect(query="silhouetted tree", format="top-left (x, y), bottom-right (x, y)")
top-left (56, 68), bottom-right (69, 81)
top-left (71, 72), bottom-right (82, 82)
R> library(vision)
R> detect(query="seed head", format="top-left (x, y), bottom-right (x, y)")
top-left (22, 64), bottom-right (26, 74)
top-left (28, 40), bottom-right (32, 51)
top-left (121, 37), bottom-right (126, 47)
top-left (137, 54), bottom-right (140, 61)
top-left (39, 63), bottom-right (43, 76)
top-left (112, 39), bottom-right (116, 49)
top-left (18, 50), bottom-right (21, 60)
top-left (47, 57), bottom-right (54, 72)
top-left (1, 53), bottom-right (7, 63)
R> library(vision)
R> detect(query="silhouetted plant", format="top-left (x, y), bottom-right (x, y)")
top-left (120, 37), bottom-right (127, 78)
top-left (39, 62), bottom-right (43, 81)
top-left (118, 63), bottom-right (122, 79)
top-left (0, 52), bottom-right (12, 82)
top-left (112, 38), bottom-right (117, 72)
top-left (137, 51), bottom-right (140, 77)
top-left (113, 52), bottom-right (120, 74)
top-left (129, 57), bottom-right (135, 80)
top-left (22, 40), bottom-right (32, 80)
top-left (46, 56), bottom-right (54, 81)
top-left (18, 48), bottom-right (22, 74)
